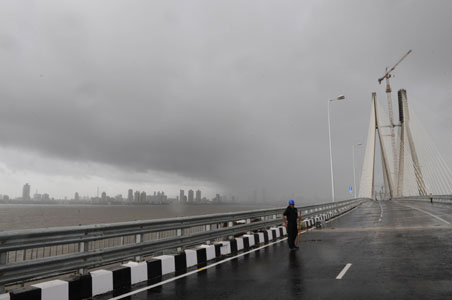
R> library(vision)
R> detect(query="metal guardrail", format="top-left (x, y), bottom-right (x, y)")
top-left (0, 198), bottom-right (367, 291)
top-left (394, 195), bottom-right (452, 203)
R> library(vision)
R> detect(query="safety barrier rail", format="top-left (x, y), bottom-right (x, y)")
top-left (394, 195), bottom-right (452, 203)
top-left (0, 198), bottom-right (367, 291)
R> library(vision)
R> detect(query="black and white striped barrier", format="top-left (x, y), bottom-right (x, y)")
top-left (122, 261), bottom-right (147, 285)
top-left (0, 228), bottom-right (288, 300)
top-left (0, 205), bottom-right (362, 300)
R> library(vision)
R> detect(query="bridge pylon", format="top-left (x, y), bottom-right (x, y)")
top-left (358, 89), bottom-right (427, 199)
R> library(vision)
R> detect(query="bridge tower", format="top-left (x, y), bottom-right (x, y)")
top-left (397, 89), bottom-right (427, 196)
top-left (359, 89), bottom-right (428, 199)
top-left (359, 50), bottom-right (432, 199)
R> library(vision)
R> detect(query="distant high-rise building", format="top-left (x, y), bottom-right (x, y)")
top-left (196, 190), bottom-right (201, 202)
top-left (101, 191), bottom-right (107, 202)
top-left (42, 193), bottom-right (50, 201)
top-left (74, 192), bottom-right (80, 201)
top-left (134, 191), bottom-right (140, 202)
top-left (128, 189), bottom-right (133, 202)
top-left (33, 192), bottom-right (42, 201)
top-left (179, 190), bottom-right (185, 204)
top-left (22, 183), bottom-right (31, 201)
top-left (188, 190), bottom-right (194, 203)
top-left (214, 194), bottom-right (221, 203)
top-left (140, 191), bottom-right (147, 203)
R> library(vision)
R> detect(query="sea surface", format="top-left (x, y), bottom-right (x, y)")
top-left (0, 203), bottom-right (282, 231)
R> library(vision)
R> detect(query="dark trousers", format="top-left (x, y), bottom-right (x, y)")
top-left (287, 222), bottom-right (298, 248)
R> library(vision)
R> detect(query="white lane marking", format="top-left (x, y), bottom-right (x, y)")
top-left (109, 207), bottom-right (358, 299)
top-left (400, 204), bottom-right (451, 225)
top-left (108, 239), bottom-right (286, 300)
top-left (336, 263), bottom-right (352, 279)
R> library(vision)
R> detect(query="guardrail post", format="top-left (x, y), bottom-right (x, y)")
top-left (228, 222), bottom-right (233, 239)
top-left (135, 234), bottom-right (143, 261)
top-left (0, 251), bottom-right (6, 293)
top-left (176, 229), bottom-right (183, 252)
top-left (78, 232), bottom-right (89, 275)
top-left (245, 218), bottom-right (252, 234)
top-left (204, 224), bottom-right (211, 244)
top-left (78, 241), bottom-right (88, 275)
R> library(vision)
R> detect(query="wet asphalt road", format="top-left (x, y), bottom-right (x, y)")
top-left (109, 200), bottom-right (452, 300)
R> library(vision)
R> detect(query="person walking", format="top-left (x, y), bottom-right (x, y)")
top-left (283, 200), bottom-right (301, 250)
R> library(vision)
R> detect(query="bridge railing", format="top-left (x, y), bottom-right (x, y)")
top-left (0, 198), bottom-right (367, 291)
top-left (394, 195), bottom-right (452, 203)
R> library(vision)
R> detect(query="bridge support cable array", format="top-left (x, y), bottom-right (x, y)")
top-left (358, 94), bottom-right (377, 199)
top-left (359, 50), bottom-right (452, 198)
top-left (358, 88), bottom-right (452, 198)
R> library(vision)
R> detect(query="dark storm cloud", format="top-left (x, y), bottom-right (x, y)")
top-left (0, 0), bottom-right (451, 201)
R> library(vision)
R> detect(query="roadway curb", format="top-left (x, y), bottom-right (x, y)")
top-left (0, 204), bottom-right (357, 300)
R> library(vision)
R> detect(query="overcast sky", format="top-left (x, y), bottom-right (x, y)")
top-left (0, 0), bottom-right (451, 202)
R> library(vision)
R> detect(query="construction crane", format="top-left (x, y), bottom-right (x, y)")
top-left (377, 49), bottom-right (412, 198)
top-left (378, 49), bottom-right (412, 87)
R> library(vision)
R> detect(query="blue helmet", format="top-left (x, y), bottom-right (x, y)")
top-left (288, 200), bottom-right (295, 205)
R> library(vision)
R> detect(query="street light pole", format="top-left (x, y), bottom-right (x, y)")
top-left (327, 95), bottom-right (345, 203)
top-left (352, 143), bottom-right (362, 198)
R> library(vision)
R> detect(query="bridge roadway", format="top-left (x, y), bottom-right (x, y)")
top-left (104, 200), bottom-right (452, 300)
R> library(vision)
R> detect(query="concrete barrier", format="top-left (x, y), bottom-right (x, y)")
top-left (174, 252), bottom-right (187, 272)
top-left (243, 234), bottom-right (255, 247)
top-left (185, 250), bottom-right (198, 268)
top-left (32, 280), bottom-right (68, 300)
top-left (214, 244), bottom-right (222, 257)
top-left (279, 226), bottom-right (287, 235)
top-left (217, 241), bottom-right (231, 255)
top-left (236, 238), bottom-right (244, 251)
top-left (155, 255), bottom-right (175, 275)
top-left (255, 232), bottom-right (264, 244)
top-left (122, 261), bottom-right (148, 285)
top-left (266, 229), bottom-right (273, 241)
top-left (261, 231), bottom-right (269, 244)
top-left (195, 247), bottom-right (207, 264)
top-left (0, 293), bottom-right (8, 300)
top-left (229, 239), bottom-right (238, 253)
top-left (66, 274), bottom-right (92, 300)
top-left (242, 236), bottom-right (250, 250)
top-left (9, 286), bottom-right (41, 300)
top-left (90, 270), bottom-right (113, 297)
top-left (199, 244), bottom-right (216, 260)
top-left (270, 228), bottom-right (280, 238)
top-left (146, 258), bottom-right (162, 281)
top-left (110, 266), bottom-right (131, 291)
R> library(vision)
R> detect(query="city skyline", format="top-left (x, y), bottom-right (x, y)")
top-left (0, 182), bottom-right (232, 203)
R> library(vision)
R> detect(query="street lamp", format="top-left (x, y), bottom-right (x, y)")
top-left (352, 143), bottom-right (362, 198)
top-left (327, 95), bottom-right (345, 202)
